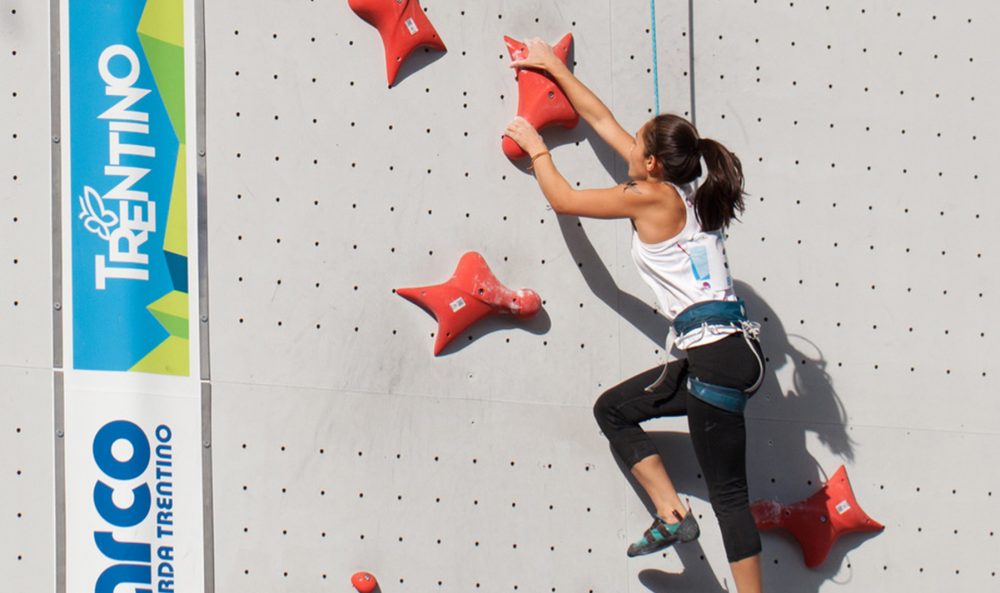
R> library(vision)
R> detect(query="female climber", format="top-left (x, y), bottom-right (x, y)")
top-left (504, 39), bottom-right (767, 593)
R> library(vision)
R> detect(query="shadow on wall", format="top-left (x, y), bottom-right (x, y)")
top-left (737, 279), bottom-right (856, 465)
top-left (555, 214), bottom-right (671, 348)
top-left (437, 307), bottom-right (552, 356)
top-left (390, 46), bottom-right (448, 87)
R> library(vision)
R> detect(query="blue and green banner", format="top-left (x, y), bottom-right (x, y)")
top-left (60, 2), bottom-right (205, 592)
top-left (67, 0), bottom-right (192, 376)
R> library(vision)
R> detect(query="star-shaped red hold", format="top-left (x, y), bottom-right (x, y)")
top-left (397, 252), bottom-right (541, 355)
top-left (348, 0), bottom-right (447, 86)
top-left (502, 33), bottom-right (579, 160)
top-left (751, 465), bottom-right (884, 568)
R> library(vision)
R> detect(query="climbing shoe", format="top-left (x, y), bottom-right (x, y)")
top-left (626, 509), bottom-right (700, 557)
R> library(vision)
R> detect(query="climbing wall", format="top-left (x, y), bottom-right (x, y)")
top-left (0, 1), bottom-right (56, 592)
top-left (1, 0), bottom-right (998, 592)
top-left (203, 0), bottom-right (999, 592)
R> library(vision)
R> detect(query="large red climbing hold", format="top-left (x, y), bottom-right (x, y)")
top-left (347, 0), bottom-right (447, 86)
top-left (502, 33), bottom-right (579, 160)
top-left (397, 252), bottom-right (541, 355)
top-left (751, 465), bottom-right (884, 568)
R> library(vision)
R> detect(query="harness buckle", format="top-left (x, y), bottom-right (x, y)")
top-left (739, 320), bottom-right (761, 341)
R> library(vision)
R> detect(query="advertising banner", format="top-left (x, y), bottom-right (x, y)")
top-left (62, 377), bottom-right (205, 593)
top-left (60, 1), bottom-right (205, 591)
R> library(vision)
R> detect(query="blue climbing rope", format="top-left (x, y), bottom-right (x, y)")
top-left (650, 0), bottom-right (660, 115)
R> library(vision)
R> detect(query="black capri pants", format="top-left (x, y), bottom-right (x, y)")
top-left (593, 332), bottom-right (764, 562)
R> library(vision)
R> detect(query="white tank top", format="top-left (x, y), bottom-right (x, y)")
top-left (630, 182), bottom-right (739, 350)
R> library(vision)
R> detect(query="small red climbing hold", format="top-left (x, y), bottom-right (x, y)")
top-left (397, 252), bottom-right (542, 355)
top-left (347, 0), bottom-right (447, 86)
top-left (351, 571), bottom-right (378, 593)
top-left (751, 465), bottom-right (884, 568)
top-left (502, 33), bottom-right (579, 160)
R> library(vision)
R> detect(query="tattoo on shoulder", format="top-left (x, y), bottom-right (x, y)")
top-left (622, 181), bottom-right (641, 193)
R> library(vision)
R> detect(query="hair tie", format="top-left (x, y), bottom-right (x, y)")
top-left (696, 137), bottom-right (706, 152)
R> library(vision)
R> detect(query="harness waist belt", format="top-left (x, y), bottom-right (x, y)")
top-left (673, 299), bottom-right (748, 336)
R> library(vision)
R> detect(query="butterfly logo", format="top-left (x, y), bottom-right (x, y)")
top-left (78, 186), bottom-right (119, 240)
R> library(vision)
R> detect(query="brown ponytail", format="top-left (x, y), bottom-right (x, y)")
top-left (694, 137), bottom-right (745, 231)
top-left (641, 114), bottom-right (746, 232)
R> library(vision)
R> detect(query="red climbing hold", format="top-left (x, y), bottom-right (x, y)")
top-left (751, 465), bottom-right (884, 568)
top-left (350, 571), bottom-right (378, 593)
top-left (397, 252), bottom-right (541, 355)
top-left (347, 0), bottom-right (447, 86)
top-left (502, 33), bottom-right (579, 160)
